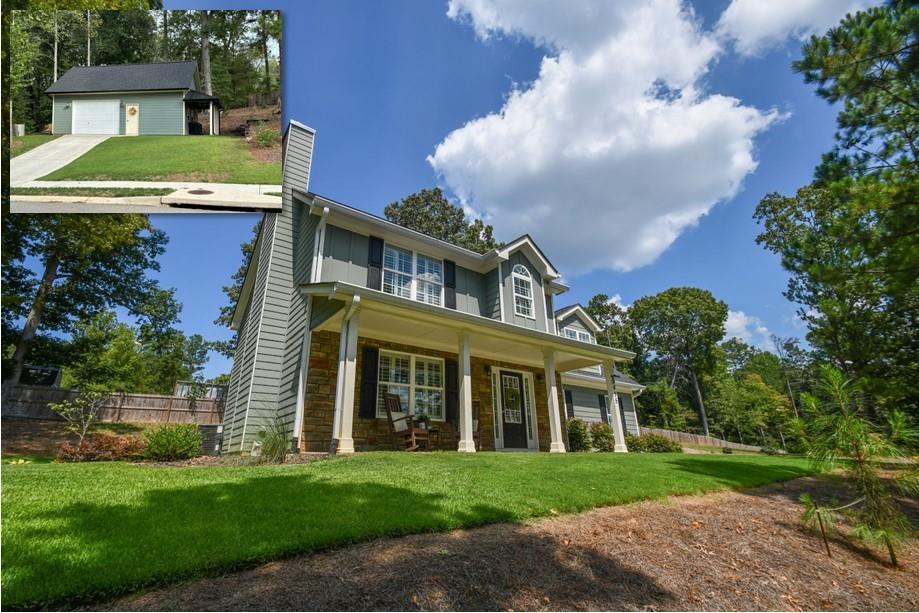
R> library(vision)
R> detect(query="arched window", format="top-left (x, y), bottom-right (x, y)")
top-left (512, 264), bottom-right (534, 318)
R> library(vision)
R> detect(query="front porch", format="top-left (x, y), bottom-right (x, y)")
top-left (298, 282), bottom-right (633, 454)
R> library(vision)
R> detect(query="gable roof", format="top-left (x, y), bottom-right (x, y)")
top-left (46, 61), bottom-right (197, 94)
top-left (554, 304), bottom-right (603, 333)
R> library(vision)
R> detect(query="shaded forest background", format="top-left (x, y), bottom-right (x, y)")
top-left (9, 9), bottom-right (281, 133)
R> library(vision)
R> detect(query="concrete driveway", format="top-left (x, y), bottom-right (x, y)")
top-left (10, 134), bottom-right (111, 186)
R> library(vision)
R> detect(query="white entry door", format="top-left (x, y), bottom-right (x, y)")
top-left (72, 99), bottom-right (120, 135)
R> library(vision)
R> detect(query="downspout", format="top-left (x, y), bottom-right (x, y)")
top-left (330, 294), bottom-right (361, 450)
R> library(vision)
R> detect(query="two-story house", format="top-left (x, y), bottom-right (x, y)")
top-left (222, 120), bottom-right (641, 454)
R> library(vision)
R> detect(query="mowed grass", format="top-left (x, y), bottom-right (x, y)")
top-left (10, 134), bottom-right (60, 157)
top-left (1, 452), bottom-right (812, 608)
top-left (38, 135), bottom-right (281, 184)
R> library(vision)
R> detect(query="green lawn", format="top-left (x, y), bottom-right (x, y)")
top-left (1, 452), bottom-right (812, 608)
top-left (38, 136), bottom-right (281, 184)
top-left (10, 134), bottom-right (60, 157)
top-left (11, 187), bottom-right (173, 198)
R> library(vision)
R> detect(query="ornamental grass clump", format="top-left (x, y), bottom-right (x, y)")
top-left (258, 418), bottom-right (290, 464)
top-left (799, 365), bottom-right (915, 567)
top-left (143, 424), bottom-right (201, 461)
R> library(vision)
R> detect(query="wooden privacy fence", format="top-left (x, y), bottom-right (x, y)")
top-left (1, 384), bottom-right (224, 425)
top-left (639, 426), bottom-right (763, 452)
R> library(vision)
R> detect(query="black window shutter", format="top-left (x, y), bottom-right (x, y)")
top-left (545, 293), bottom-right (554, 326)
top-left (358, 346), bottom-right (380, 418)
top-left (444, 260), bottom-right (457, 309)
top-left (367, 236), bottom-right (384, 290)
top-left (598, 394), bottom-right (609, 423)
top-left (445, 359), bottom-right (459, 422)
top-left (564, 389), bottom-right (574, 419)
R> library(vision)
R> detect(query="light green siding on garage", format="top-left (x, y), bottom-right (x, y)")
top-left (51, 91), bottom-right (185, 135)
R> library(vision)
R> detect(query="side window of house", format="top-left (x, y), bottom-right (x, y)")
top-left (512, 264), bottom-right (534, 318)
top-left (376, 351), bottom-right (444, 420)
top-left (563, 327), bottom-right (594, 343)
top-left (382, 243), bottom-right (443, 307)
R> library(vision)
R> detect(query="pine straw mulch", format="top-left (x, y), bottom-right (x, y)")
top-left (97, 474), bottom-right (918, 612)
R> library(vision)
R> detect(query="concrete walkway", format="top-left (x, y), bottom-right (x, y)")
top-left (18, 180), bottom-right (282, 194)
top-left (10, 135), bottom-right (111, 186)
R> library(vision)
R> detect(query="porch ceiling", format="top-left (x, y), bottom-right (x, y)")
top-left (302, 281), bottom-right (633, 371)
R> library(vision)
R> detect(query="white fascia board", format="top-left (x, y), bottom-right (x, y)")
top-left (555, 304), bottom-right (603, 333)
top-left (496, 235), bottom-right (561, 280)
top-left (230, 216), bottom-right (265, 330)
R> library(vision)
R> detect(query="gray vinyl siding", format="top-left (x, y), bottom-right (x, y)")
top-left (483, 268), bottom-right (501, 320)
top-left (310, 296), bottom-right (345, 329)
top-left (559, 317), bottom-right (590, 336)
top-left (617, 393), bottom-right (640, 436)
top-left (51, 91), bottom-right (184, 135)
top-left (319, 225), bottom-right (491, 318)
top-left (320, 225), bottom-right (370, 286)
top-left (564, 384), bottom-right (640, 436)
top-left (501, 251), bottom-right (547, 330)
top-left (223, 122), bottom-right (315, 452)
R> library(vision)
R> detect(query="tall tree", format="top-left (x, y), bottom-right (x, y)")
top-left (2, 215), bottom-right (168, 383)
top-left (384, 188), bottom-right (500, 254)
top-left (629, 287), bottom-right (728, 436)
top-left (199, 9), bottom-right (212, 95)
top-left (755, 1), bottom-right (919, 417)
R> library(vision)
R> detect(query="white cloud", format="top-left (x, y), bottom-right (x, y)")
top-left (608, 293), bottom-right (628, 310)
top-left (725, 309), bottom-right (774, 350)
top-left (431, 0), bottom-right (780, 274)
top-left (716, 0), bottom-right (875, 56)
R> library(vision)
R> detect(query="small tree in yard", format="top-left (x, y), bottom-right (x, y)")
top-left (800, 365), bottom-right (915, 567)
top-left (48, 390), bottom-right (108, 444)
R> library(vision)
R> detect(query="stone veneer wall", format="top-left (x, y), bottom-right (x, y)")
top-left (300, 330), bottom-right (569, 452)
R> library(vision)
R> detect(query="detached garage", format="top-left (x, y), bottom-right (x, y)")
top-left (46, 61), bottom-right (222, 136)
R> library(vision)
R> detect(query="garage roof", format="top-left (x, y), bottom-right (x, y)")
top-left (46, 61), bottom-right (198, 94)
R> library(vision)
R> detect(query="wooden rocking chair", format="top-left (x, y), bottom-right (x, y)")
top-left (384, 393), bottom-right (431, 451)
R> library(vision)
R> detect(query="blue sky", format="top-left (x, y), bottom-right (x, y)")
top-left (155, 0), bottom-right (869, 378)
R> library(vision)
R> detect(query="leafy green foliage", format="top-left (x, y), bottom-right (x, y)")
top-left (589, 422), bottom-right (615, 452)
top-left (384, 188), bottom-right (500, 254)
top-left (256, 126), bottom-right (280, 148)
top-left (638, 380), bottom-right (691, 431)
top-left (48, 390), bottom-right (107, 443)
top-left (212, 221), bottom-right (260, 358)
top-left (142, 424), bottom-right (201, 461)
top-left (623, 433), bottom-right (682, 453)
top-left (57, 434), bottom-right (144, 463)
top-left (800, 365), bottom-right (911, 566)
top-left (258, 419), bottom-right (290, 464)
top-left (566, 419), bottom-right (591, 452)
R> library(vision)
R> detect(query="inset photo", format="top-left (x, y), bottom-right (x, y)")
top-left (8, 9), bottom-right (282, 213)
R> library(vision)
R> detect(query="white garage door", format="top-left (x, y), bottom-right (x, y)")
top-left (72, 99), bottom-right (120, 135)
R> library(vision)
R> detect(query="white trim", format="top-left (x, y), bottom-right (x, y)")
top-left (554, 304), bottom-right (603, 333)
top-left (49, 88), bottom-right (187, 96)
top-left (512, 264), bottom-right (536, 319)
top-left (292, 296), bottom-right (313, 449)
top-left (375, 349), bottom-right (446, 422)
top-left (182, 100), bottom-right (186, 135)
top-left (497, 261), bottom-right (506, 322)
top-left (311, 206), bottom-right (330, 283)
top-left (496, 235), bottom-right (561, 280)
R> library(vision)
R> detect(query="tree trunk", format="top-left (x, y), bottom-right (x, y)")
top-left (689, 368), bottom-right (710, 437)
top-left (785, 376), bottom-right (799, 419)
top-left (778, 424), bottom-right (786, 450)
top-left (53, 13), bottom-right (59, 80)
top-left (86, 10), bottom-right (91, 66)
top-left (261, 15), bottom-right (271, 95)
top-left (10, 250), bottom-right (62, 384)
top-left (759, 425), bottom-right (766, 446)
top-left (669, 362), bottom-right (679, 387)
top-left (161, 10), bottom-right (169, 60)
top-left (200, 11), bottom-right (212, 95)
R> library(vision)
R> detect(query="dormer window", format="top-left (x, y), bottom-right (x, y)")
top-left (512, 264), bottom-right (534, 318)
top-left (382, 243), bottom-right (443, 307)
top-left (564, 327), bottom-right (595, 344)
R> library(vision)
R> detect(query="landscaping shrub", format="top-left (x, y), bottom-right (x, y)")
top-left (256, 126), bottom-right (280, 148)
top-left (760, 445), bottom-right (779, 455)
top-left (722, 446), bottom-right (734, 454)
top-left (589, 422), bottom-right (615, 452)
top-left (625, 433), bottom-right (682, 453)
top-left (258, 419), bottom-right (290, 464)
top-left (567, 419), bottom-right (591, 452)
top-left (58, 434), bottom-right (144, 462)
top-left (143, 424), bottom-right (201, 461)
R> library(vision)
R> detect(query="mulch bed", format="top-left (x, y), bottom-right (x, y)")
top-left (97, 475), bottom-right (918, 611)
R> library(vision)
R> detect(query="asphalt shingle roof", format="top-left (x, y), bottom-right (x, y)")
top-left (46, 61), bottom-right (197, 94)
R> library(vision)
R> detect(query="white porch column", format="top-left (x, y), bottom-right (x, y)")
top-left (542, 350), bottom-right (566, 453)
top-left (457, 331), bottom-right (476, 452)
top-left (209, 101), bottom-right (214, 135)
top-left (332, 299), bottom-right (361, 455)
top-left (603, 360), bottom-right (628, 452)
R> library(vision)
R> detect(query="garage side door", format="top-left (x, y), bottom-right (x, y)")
top-left (72, 99), bottom-right (120, 135)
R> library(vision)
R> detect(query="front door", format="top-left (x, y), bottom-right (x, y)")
top-left (125, 104), bottom-right (140, 136)
top-left (499, 371), bottom-right (527, 449)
